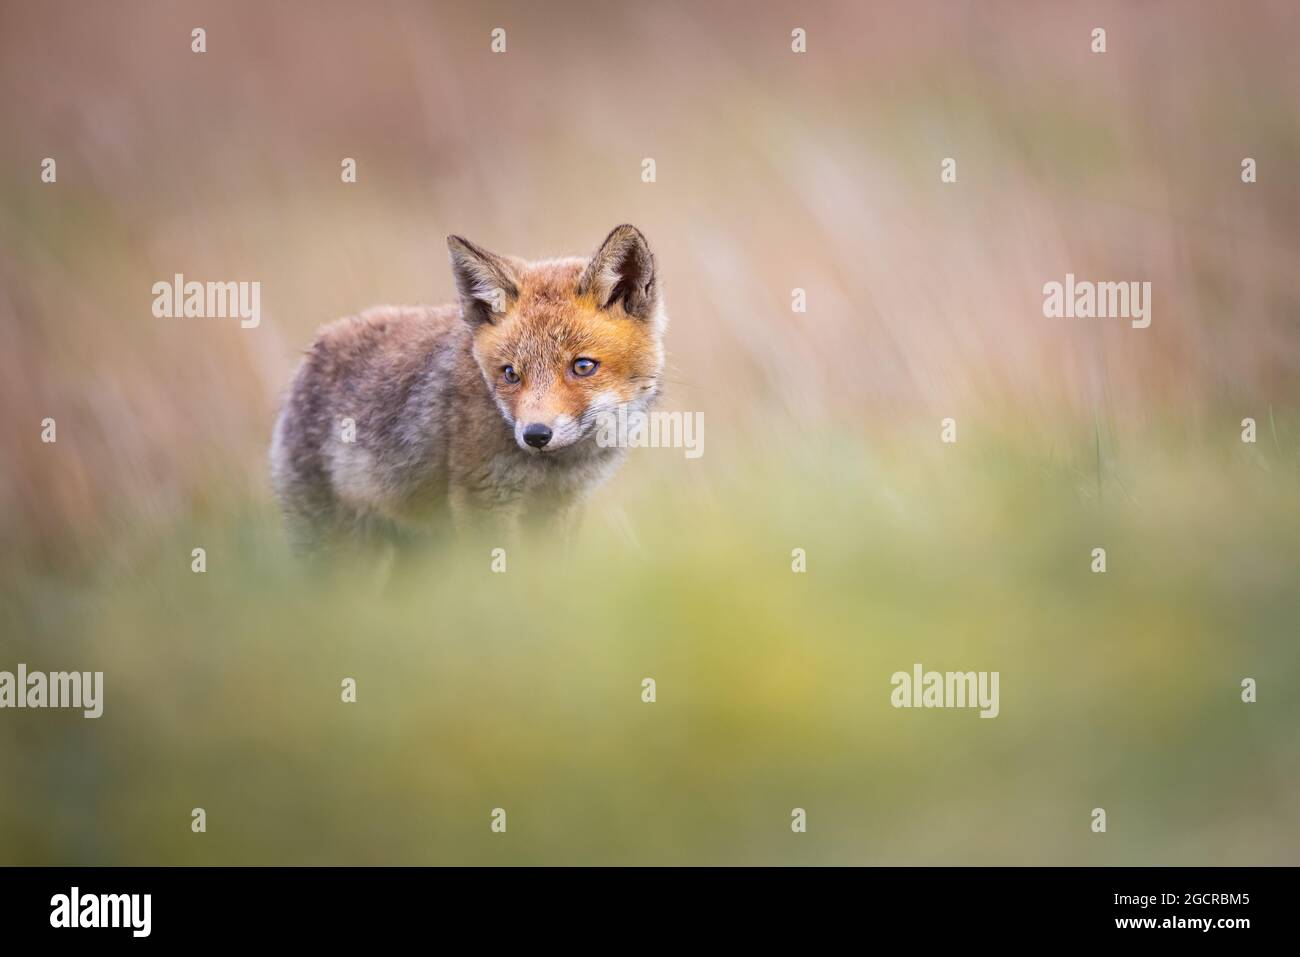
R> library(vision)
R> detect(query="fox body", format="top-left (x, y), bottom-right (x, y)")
top-left (270, 225), bottom-right (665, 550)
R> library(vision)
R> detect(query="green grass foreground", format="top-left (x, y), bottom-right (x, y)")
top-left (3, 426), bottom-right (1297, 865)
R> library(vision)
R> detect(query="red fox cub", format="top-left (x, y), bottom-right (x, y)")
top-left (270, 225), bottom-right (666, 551)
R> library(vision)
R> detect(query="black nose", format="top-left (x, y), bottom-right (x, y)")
top-left (523, 423), bottom-right (552, 448)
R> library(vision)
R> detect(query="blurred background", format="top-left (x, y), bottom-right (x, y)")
top-left (1, 0), bottom-right (1297, 864)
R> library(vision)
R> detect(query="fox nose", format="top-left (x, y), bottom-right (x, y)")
top-left (522, 423), bottom-right (553, 448)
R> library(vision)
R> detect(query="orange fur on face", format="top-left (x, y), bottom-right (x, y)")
top-left (471, 259), bottom-right (662, 434)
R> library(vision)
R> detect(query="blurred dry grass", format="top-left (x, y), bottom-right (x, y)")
top-left (2, 0), bottom-right (1299, 566)
top-left (1, 1), bottom-right (1299, 864)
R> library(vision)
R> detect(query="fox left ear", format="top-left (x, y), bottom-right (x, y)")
top-left (447, 235), bottom-right (520, 327)
top-left (578, 224), bottom-right (659, 321)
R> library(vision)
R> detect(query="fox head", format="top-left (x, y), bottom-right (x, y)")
top-left (447, 225), bottom-right (666, 454)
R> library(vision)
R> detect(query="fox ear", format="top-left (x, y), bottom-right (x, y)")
top-left (579, 224), bottom-right (659, 320)
top-left (447, 235), bottom-right (519, 326)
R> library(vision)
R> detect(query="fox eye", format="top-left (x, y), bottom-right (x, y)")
top-left (572, 358), bottom-right (598, 377)
top-left (502, 365), bottom-right (521, 384)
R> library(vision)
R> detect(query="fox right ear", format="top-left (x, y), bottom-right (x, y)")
top-left (447, 235), bottom-right (519, 326)
top-left (579, 224), bottom-right (659, 321)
